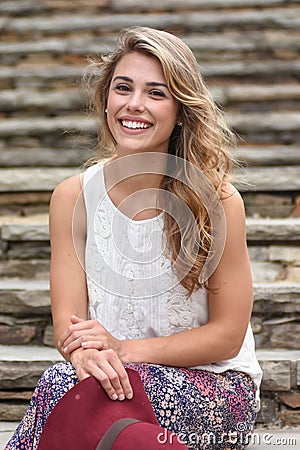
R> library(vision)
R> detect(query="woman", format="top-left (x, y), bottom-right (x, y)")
top-left (6, 27), bottom-right (262, 449)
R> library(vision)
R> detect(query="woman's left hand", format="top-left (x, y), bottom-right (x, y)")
top-left (58, 315), bottom-right (121, 356)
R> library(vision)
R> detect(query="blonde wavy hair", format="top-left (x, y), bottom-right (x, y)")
top-left (85, 26), bottom-right (236, 296)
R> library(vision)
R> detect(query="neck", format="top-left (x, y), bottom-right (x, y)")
top-left (105, 152), bottom-right (168, 192)
top-left (103, 152), bottom-right (167, 220)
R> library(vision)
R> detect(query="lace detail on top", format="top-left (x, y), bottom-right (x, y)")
top-left (83, 162), bottom-right (208, 340)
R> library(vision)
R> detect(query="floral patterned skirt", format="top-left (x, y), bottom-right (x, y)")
top-left (5, 362), bottom-right (257, 450)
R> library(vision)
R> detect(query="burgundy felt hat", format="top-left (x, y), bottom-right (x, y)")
top-left (37, 368), bottom-right (188, 449)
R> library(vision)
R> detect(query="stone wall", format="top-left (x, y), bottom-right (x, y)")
top-left (0, 0), bottom-right (300, 427)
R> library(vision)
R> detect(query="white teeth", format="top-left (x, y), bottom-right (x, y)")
top-left (121, 120), bottom-right (151, 129)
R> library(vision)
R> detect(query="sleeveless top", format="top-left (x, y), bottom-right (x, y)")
top-left (83, 162), bottom-right (262, 409)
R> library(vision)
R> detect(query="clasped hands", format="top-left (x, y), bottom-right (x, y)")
top-left (58, 315), bottom-right (133, 402)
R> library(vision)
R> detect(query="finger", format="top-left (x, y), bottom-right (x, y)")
top-left (58, 328), bottom-right (71, 350)
top-left (63, 320), bottom-right (105, 349)
top-left (70, 315), bottom-right (85, 324)
top-left (81, 340), bottom-right (107, 350)
top-left (59, 317), bottom-right (87, 347)
top-left (64, 334), bottom-right (102, 354)
top-left (87, 350), bottom-right (130, 401)
top-left (87, 363), bottom-right (120, 401)
top-left (58, 324), bottom-right (83, 349)
top-left (118, 368), bottom-right (134, 400)
top-left (104, 350), bottom-right (133, 400)
top-left (62, 336), bottom-right (83, 354)
top-left (61, 324), bottom-right (98, 350)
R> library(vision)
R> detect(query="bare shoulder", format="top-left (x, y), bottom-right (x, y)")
top-left (219, 182), bottom-right (247, 240)
top-left (50, 174), bottom-right (83, 213)
top-left (49, 173), bottom-right (85, 236)
top-left (221, 182), bottom-right (244, 211)
top-left (51, 174), bottom-right (82, 200)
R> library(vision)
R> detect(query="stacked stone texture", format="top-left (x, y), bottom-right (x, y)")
top-left (0, 0), bottom-right (300, 427)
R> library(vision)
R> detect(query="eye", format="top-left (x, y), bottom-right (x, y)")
top-left (115, 84), bottom-right (131, 93)
top-left (149, 89), bottom-right (166, 98)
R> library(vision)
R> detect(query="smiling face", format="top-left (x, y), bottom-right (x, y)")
top-left (106, 52), bottom-right (179, 156)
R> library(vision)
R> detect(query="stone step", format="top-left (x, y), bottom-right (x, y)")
top-left (1, 279), bottom-right (300, 366)
top-left (0, 277), bottom-right (299, 314)
top-left (211, 83), bottom-right (300, 107)
top-left (0, 168), bottom-right (80, 192)
top-left (0, 0), bottom-right (108, 16)
top-left (0, 193), bottom-right (52, 218)
top-left (0, 345), bottom-right (63, 390)
top-left (0, 279), bottom-right (53, 347)
top-left (0, 279), bottom-right (50, 315)
top-left (227, 111), bottom-right (300, 135)
top-left (0, 145), bottom-right (299, 169)
top-left (0, 423), bottom-right (18, 450)
top-left (0, 259), bottom-right (50, 280)
top-left (254, 283), bottom-right (300, 313)
top-left (0, 345), bottom-right (299, 426)
top-left (2, 215), bottom-right (299, 280)
top-left (1, 83), bottom-right (300, 114)
top-left (0, 37), bottom-right (113, 58)
top-left (202, 59), bottom-right (300, 80)
top-left (0, 65), bottom-right (84, 87)
top-left (233, 145), bottom-right (300, 166)
top-left (0, 111), bottom-right (299, 140)
top-left (0, 87), bottom-right (83, 113)
top-left (1, 244), bottom-right (300, 282)
top-left (1, 215), bottom-right (300, 242)
top-left (1, 0), bottom-right (299, 16)
top-left (255, 350), bottom-right (300, 428)
top-left (1, 145), bottom-right (299, 168)
top-left (246, 218), bottom-right (300, 240)
top-left (234, 166), bottom-right (300, 192)
top-left (249, 245), bottom-right (300, 283)
top-left (1, 60), bottom-right (300, 91)
top-left (111, 0), bottom-right (300, 12)
top-left (0, 165), bottom-right (299, 194)
top-left (0, 116), bottom-right (95, 138)
top-left (244, 195), bottom-right (298, 219)
top-left (252, 283), bottom-right (300, 350)
top-left (0, 148), bottom-right (88, 168)
top-left (1, 29), bottom-right (300, 59)
top-left (1, 216), bottom-right (300, 242)
top-left (256, 348), bottom-right (300, 392)
top-left (1, 239), bottom-right (298, 280)
top-left (1, 8), bottom-right (299, 37)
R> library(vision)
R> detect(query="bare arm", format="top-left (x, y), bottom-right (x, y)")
top-left (49, 174), bottom-right (88, 354)
top-left (119, 185), bottom-right (253, 366)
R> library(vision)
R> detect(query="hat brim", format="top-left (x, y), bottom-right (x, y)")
top-left (37, 368), bottom-right (158, 450)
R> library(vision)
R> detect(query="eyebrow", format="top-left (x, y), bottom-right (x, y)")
top-left (112, 76), bottom-right (168, 88)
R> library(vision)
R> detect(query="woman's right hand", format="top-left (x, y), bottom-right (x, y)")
top-left (70, 347), bottom-right (133, 401)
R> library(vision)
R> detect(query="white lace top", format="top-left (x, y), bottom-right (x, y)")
top-left (83, 162), bottom-right (262, 408)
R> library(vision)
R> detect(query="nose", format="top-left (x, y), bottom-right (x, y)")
top-left (126, 91), bottom-right (145, 112)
